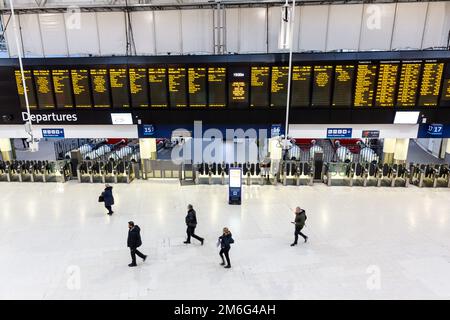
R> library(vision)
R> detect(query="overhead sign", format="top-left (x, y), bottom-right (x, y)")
top-left (271, 124), bottom-right (282, 138)
top-left (111, 113), bottom-right (133, 125)
top-left (362, 130), bottom-right (380, 138)
top-left (142, 124), bottom-right (155, 136)
top-left (327, 128), bottom-right (352, 138)
top-left (42, 128), bottom-right (64, 138)
top-left (418, 123), bottom-right (450, 138)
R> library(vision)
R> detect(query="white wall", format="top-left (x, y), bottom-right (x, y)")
top-left (2, 1), bottom-right (450, 57)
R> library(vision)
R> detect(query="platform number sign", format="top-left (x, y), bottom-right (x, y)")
top-left (427, 124), bottom-right (444, 136)
top-left (271, 124), bottom-right (282, 138)
top-left (327, 128), bottom-right (352, 138)
top-left (142, 124), bottom-right (155, 136)
top-left (42, 128), bottom-right (65, 138)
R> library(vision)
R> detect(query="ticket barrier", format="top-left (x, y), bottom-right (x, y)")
top-left (390, 164), bottom-right (410, 187)
top-left (323, 162), bottom-right (352, 186)
top-left (196, 162), bottom-right (227, 185)
top-left (0, 160), bottom-right (10, 182)
top-left (410, 163), bottom-right (449, 188)
top-left (91, 161), bottom-right (105, 183)
top-left (376, 163), bottom-right (393, 187)
top-left (116, 160), bottom-right (137, 183)
top-left (363, 162), bottom-right (379, 187)
top-left (434, 164), bottom-right (450, 188)
top-left (77, 161), bottom-right (94, 183)
top-left (104, 160), bottom-right (117, 184)
top-left (44, 160), bottom-right (72, 183)
top-left (8, 160), bottom-right (24, 182)
top-left (348, 162), bottom-right (366, 187)
top-left (281, 161), bottom-right (314, 186)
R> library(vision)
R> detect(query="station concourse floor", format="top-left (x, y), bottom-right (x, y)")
top-left (1, 180), bottom-right (450, 300)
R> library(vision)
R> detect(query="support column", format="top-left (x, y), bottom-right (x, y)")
top-left (0, 138), bottom-right (13, 161)
top-left (140, 138), bottom-right (157, 160)
top-left (445, 138), bottom-right (450, 154)
top-left (394, 138), bottom-right (409, 165)
top-left (382, 138), bottom-right (396, 164)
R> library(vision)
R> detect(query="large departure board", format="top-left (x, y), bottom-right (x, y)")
top-left (270, 66), bottom-right (289, 107)
top-left (291, 66), bottom-right (311, 107)
top-left (90, 69), bottom-right (110, 108)
top-left (71, 69), bottom-right (91, 108)
top-left (396, 63), bottom-right (421, 107)
top-left (311, 65), bottom-right (333, 107)
top-left (439, 63), bottom-right (450, 107)
top-left (250, 66), bottom-right (270, 107)
top-left (188, 67), bottom-right (207, 107)
top-left (208, 67), bottom-right (226, 107)
top-left (354, 63), bottom-right (377, 107)
top-left (109, 68), bottom-right (130, 108)
top-left (418, 62), bottom-right (444, 106)
top-left (33, 69), bottom-right (55, 109)
top-left (52, 69), bottom-right (73, 108)
top-left (168, 67), bottom-right (187, 108)
top-left (129, 68), bottom-right (148, 108)
top-left (375, 63), bottom-right (399, 107)
top-left (15, 70), bottom-right (37, 109)
top-left (149, 68), bottom-right (168, 108)
top-left (228, 66), bottom-right (249, 108)
top-left (332, 65), bottom-right (354, 107)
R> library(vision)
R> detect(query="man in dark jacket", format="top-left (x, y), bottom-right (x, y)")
top-left (127, 221), bottom-right (147, 267)
top-left (102, 184), bottom-right (114, 215)
top-left (183, 204), bottom-right (204, 245)
top-left (291, 207), bottom-right (308, 246)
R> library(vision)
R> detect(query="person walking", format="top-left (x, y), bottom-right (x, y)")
top-left (102, 184), bottom-right (114, 215)
top-left (218, 227), bottom-right (234, 269)
top-left (291, 207), bottom-right (308, 246)
top-left (183, 204), bottom-right (204, 245)
top-left (127, 221), bottom-right (147, 267)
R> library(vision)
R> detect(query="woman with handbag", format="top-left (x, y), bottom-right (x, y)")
top-left (100, 184), bottom-right (114, 215)
top-left (218, 227), bottom-right (234, 269)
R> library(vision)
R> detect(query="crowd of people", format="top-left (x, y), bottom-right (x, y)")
top-left (99, 184), bottom-right (308, 268)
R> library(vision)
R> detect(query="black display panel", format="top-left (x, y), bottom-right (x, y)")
top-left (149, 67), bottom-right (168, 108)
top-left (396, 63), bottom-right (421, 107)
top-left (168, 67), bottom-right (187, 108)
top-left (250, 66), bottom-right (270, 107)
top-left (188, 67), bottom-right (207, 107)
top-left (291, 65), bottom-right (311, 107)
top-left (208, 67), bottom-right (226, 107)
top-left (15, 70), bottom-right (38, 109)
top-left (71, 69), bottom-right (91, 108)
top-left (270, 66), bottom-right (289, 107)
top-left (52, 69), bottom-right (73, 108)
top-left (311, 65), bottom-right (333, 107)
top-left (332, 65), bottom-right (354, 107)
top-left (110, 68), bottom-right (130, 108)
top-left (129, 68), bottom-right (148, 108)
top-left (418, 62), bottom-right (444, 107)
top-left (354, 63), bottom-right (377, 107)
top-left (375, 63), bottom-right (399, 107)
top-left (228, 66), bottom-right (249, 108)
top-left (440, 63), bottom-right (450, 107)
top-left (33, 69), bottom-right (55, 109)
top-left (90, 68), bottom-right (110, 108)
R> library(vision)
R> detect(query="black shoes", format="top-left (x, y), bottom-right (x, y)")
top-left (143, 255), bottom-right (147, 262)
top-left (201, 239), bottom-right (204, 246)
top-left (224, 265), bottom-right (231, 269)
top-left (183, 241), bottom-right (190, 244)
top-left (220, 262), bottom-right (225, 266)
top-left (128, 263), bottom-right (137, 267)
top-left (304, 236), bottom-right (308, 243)
top-left (290, 243), bottom-right (297, 246)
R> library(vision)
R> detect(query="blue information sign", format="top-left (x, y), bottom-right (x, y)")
top-left (271, 124), bottom-right (282, 138)
top-left (417, 124), bottom-right (450, 138)
top-left (142, 124), bottom-right (155, 136)
top-left (42, 128), bottom-right (64, 138)
top-left (327, 128), bottom-right (352, 138)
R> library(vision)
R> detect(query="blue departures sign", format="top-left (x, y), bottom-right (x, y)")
top-left (326, 128), bottom-right (352, 138)
top-left (42, 128), bottom-right (64, 138)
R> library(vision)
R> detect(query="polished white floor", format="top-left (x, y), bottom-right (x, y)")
top-left (1, 180), bottom-right (450, 300)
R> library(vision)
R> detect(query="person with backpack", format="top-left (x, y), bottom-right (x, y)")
top-left (100, 184), bottom-right (114, 215)
top-left (218, 227), bottom-right (234, 269)
top-left (127, 221), bottom-right (147, 267)
top-left (183, 204), bottom-right (204, 245)
top-left (291, 207), bottom-right (308, 246)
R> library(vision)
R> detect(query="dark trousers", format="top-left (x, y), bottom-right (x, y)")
top-left (130, 247), bottom-right (145, 264)
top-left (105, 205), bottom-right (113, 214)
top-left (219, 247), bottom-right (231, 266)
top-left (294, 225), bottom-right (307, 244)
top-left (186, 226), bottom-right (203, 243)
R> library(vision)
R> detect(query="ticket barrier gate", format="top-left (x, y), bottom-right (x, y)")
top-left (77, 161), bottom-right (93, 183)
top-left (410, 163), bottom-right (450, 188)
top-left (363, 163), bottom-right (379, 187)
top-left (376, 163), bottom-right (393, 187)
top-left (104, 160), bottom-right (117, 184)
top-left (44, 160), bottom-right (72, 183)
top-left (0, 160), bottom-right (71, 183)
top-left (434, 164), bottom-right (450, 188)
top-left (195, 162), bottom-right (231, 185)
top-left (348, 162), bottom-right (366, 187)
top-left (390, 164), bottom-right (410, 187)
top-left (0, 160), bottom-right (10, 182)
top-left (116, 160), bottom-right (137, 183)
top-left (323, 162), bottom-right (352, 186)
top-left (281, 161), bottom-right (314, 186)
top-left (90, 161), bottom-right (105, 183)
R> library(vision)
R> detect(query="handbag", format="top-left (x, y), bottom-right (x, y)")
top-left (98, 195), bottom-right (104, 202)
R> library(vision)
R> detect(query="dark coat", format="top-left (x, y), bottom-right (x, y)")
top-left (102, 186), bottom-right (114, 206)
top-left (219, 233), bottom-right (234, 249)
top-left (127, 225), bottom-right (142, 248)
top-left (185, 209), bottom-right (197, 227)
top-left (295, 210), bottom-right (306, 228)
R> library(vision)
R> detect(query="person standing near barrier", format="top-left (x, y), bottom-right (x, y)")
top-left (101, 184), bottom-right (114, 215)
top-left (184, 204), bottom-right (204, 245)
top-left (291, 207), bottom-right (308, 246)
top-left (218, 227), bottom-right (234, 269)
top-left (127, 221), bottom-right (147, 267)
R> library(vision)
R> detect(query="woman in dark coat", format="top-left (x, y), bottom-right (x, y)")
top-left (102, 184), bottom-right (114, 215)
top-left (218, 227), bottom-right (234, 269)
